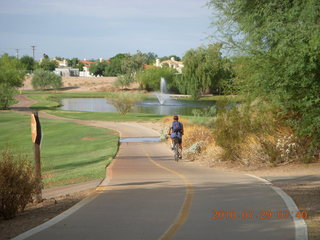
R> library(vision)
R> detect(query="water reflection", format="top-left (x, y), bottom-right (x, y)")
top-left (59, 98), bottom-right (216, 116)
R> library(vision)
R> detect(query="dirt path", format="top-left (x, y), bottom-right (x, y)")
top-left (40, 111), bottom-right (160, 138)
top-left (11, 95), bottom-right (161, 137)
top-left (10, 94), bottom-right (37, 112)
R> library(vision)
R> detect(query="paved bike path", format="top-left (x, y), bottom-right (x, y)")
top-left (18, 141), bottom-right (297, 240)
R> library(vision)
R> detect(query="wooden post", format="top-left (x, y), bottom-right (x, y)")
top-left (31, 112), bottom-right (42, 202)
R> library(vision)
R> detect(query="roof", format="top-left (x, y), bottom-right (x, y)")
top-left (80, 60), bottom-right (94, 65)
top-left (143, 64), bottom-right (156, 69)
top-left (160, 59), bottom-right (183, 65)
top-left (80, 59), bottom-right (110, 66)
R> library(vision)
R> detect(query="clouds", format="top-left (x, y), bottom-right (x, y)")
top-left (0, 0), bottom-right (213, 59)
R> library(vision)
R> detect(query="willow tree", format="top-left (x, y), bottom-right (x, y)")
top-left (179, 43), bottom-right (229, 99)
top-left (136, 66), bottom-right (177, 91)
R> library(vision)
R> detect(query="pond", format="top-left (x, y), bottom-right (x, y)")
top-left (59, 98), bottom-right (216, 116)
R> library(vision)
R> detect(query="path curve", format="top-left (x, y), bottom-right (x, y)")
top-left (11, 95), bottom-right (306, 240)
top-left (11, 95), bottom-right (160, 138)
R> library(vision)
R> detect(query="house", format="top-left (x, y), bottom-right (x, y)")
top-left (143, 64), bottom-right (157, 69)
top-left (53, 58), bottom-right (67, 67)
top-left (54, 67), bottom-right (79, 77)
top-left (79, 58), bottom-right (110, 77)
top-left (79, 59), bottom-right (94, 76)
top-left (53, 58), bottom-right (80, 76)
top-left (155, 57), bottom-right (184, 73)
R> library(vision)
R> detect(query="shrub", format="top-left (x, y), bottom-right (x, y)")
top-left (213, 101), bottom-right (279, 161)
top-left (135, 67), bottom-right (177, 91)
top-left (210, 101), bottom-right (315, 165)
top-left (0, 149), bottom-right (37, 219)
top-left (191, 106), bottom-right (217, 126)
top-left (0, 87), bottom-right (16, 110)
top-left (106, 92), bottom-right (143, 115)
top-left (38, 58), bottom-right (58, 71)
top-left (32, 69), bottom-right (62, 90)
top-left (113, 74), bottom-right (134, 90)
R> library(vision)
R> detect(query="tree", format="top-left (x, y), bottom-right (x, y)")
top-left (106, 92), bottom-right (143, 115)
top-left (136, 66), bottom-right (177, 91)
top-left (160, 55), bottom-right (181, 61)
top-left (67, 58), bottom-right (84, 71)
top-left (67, 58), bottom-right (79, 67)
top-left (38, 58), bottom-right (58, 71)
top-left (77, 62), bottom-right (84, 71)
top-left (144, 52), bottom-right (158, 64)
top-left (178, 44), bottom-right (229, 99)
top-left (0, 54), bottom-right (25, 109)
top-left (55, 56), bottom-right (64, 61)
top-left (208, 0), bottom-right (320, 146)
top-left (32, 69), bottom-right (62, 90)
top-left (89, 61), bottom-right (108, 76)
top-left (121, 51), bottom-right (146, 82)
top-left (20, 55), bottom-right (35, 72)
top-left (104, 54), bottom-right (127, 76)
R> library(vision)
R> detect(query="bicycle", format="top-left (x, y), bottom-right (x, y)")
top-left (172, 137), bottom-right (181, 162)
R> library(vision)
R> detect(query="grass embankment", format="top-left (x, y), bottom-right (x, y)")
top-left (0, 111), bottom-right (119, 188)
top-left (48, 110), bottom-right (164, 122)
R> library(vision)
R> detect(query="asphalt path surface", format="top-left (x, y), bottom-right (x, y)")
top-left (11, 95), bottom-right (299, 240)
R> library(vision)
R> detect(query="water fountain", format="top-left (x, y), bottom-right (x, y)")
top-left (60, 77), bottom-right (216, 115)
top-left (154, 78), bottom-right (173, 105)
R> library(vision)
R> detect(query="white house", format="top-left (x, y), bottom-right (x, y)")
top-left (53, 58), bottom-right (67, 67)
top-left (155, 57), bottom-right (184, 73)
top-left (54, 67), bottom-right (79, 77)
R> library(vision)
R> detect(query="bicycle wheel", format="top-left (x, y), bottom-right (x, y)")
top-left (173, 138), bottom-right (179, 162)
top-left (174, 144), bottom-right (179, 161)
top-left (173, 138), bottom-right (180, 162)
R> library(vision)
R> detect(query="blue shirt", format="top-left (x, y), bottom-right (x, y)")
top-left (170, 121), bottom-right (183, 139)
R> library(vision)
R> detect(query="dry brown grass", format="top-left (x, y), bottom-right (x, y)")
top-left (20, 76), bottom-right (118, 92)
top-left (163, 116), bottom-right (221, 163)
top-left (162, 106), bottom-right (318, 168)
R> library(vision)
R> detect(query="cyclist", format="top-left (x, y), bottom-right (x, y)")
top-left (168, 115), bottom-right (184, 158)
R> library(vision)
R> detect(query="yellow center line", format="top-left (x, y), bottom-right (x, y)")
top-left (143, 148), bottom-right (194, 240)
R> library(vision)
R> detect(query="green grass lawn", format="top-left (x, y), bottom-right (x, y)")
top-left (47, 110), bottom-right (164, 122)
top-left (0, 111), bottom-right (119, 188)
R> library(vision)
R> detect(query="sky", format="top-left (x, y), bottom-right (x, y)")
top-left (0, 0), bottom-right (215, 60)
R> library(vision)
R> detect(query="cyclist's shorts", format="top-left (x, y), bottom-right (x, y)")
top-left (173, 137), bottom-right (182, 144)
